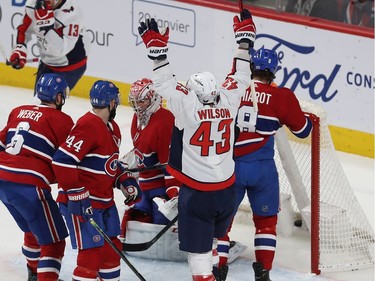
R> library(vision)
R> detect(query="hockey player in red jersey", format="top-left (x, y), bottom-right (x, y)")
top-left (215, 47), bottom-right (313, 281)
top-left (9, 0), bottom-right (88, 92)
top-left (137, 8), bottom-right (256, 281)
top-left (52, 80), bottom-right (141, 281)
top-left (0, 73), bottom-right (73, 281)
top-left (120, 78), bottom-right (180, 239)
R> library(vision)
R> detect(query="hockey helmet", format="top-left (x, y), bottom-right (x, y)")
top-left (129, 78), bottom-right (161, 127)
top-left (90, 80), bottom-right (120, 108)
top-left (186, 72), bottom-right (220, 105)
top-left (36, 73), bottom-right (69, 105)
top-left (251, 47), bottom-right (278, 75)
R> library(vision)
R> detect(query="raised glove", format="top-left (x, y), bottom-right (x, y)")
top-left (138, 18), bottom-right (169, 60)
top-left (116, 172), bottom-right (142, 206)
top-left (9, 44), bottom-right (27, 69)
top-left (233, 9), bottom-right (256, 48)
top-left (34, 0), bottom-right (55, 35)
top-left (67, 187), bottom-right (93, 222)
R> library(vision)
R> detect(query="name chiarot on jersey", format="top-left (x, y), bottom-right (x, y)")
top-left (242, 87), bottom-right (272, 105)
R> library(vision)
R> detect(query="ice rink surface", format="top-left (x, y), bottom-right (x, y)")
top-left (0, 85), bottom-right (373, 280)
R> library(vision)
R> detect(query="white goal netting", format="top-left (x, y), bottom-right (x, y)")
top-left (239, 100), bottom-right (374, 272)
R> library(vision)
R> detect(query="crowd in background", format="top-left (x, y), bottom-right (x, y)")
top-left (228, 0), bottom-right (374, 28)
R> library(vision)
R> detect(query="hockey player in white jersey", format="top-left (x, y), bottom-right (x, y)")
top-left (137, 8), bottom-right (256, 281)
top-left (9, 0), bottom-right (88, 93)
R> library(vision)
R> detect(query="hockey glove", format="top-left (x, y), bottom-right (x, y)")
top-left (233, 9), bottom-right (256, 48)
top-left (67, 187), bottom-right (93, 222)
top-left (9, 44), bottom-right (27, 69)
top-left (116, 169), bottom-right (142, 206)
top-left (34, 0), bottom-right (55, 35)
top-left (119, 177), bottom-right (142, 206)
top-left (138, 18), bottom-right (169, 60)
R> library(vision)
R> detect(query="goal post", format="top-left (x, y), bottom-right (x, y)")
top-left (239, 100), bottom-right (374, 274)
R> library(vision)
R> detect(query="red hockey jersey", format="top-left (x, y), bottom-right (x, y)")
top-left (0, 104), bottom-right (74, 189)
top-left (131, 107), bottom-right (179, 191)
top-left (234, 80), bottom-right (312, 158)
top-left (52, 111), bottom-right (122, 209)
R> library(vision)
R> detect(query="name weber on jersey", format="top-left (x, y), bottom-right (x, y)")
top-left (17, 109), bottom-right (43, 121)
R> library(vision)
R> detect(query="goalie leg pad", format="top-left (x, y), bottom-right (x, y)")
top-left (120, 208), bottom-right (152, 239)
top-left (253, 214), bottom-right (277, 270)
top-left (227, 240), bottom-right (247, 264)
top-left (124, 220), bottom-right (187, 261)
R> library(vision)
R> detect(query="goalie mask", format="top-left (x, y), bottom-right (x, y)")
top-left (129, 78), bottom-right (162, 128)
top-left (186, 72), bottom-right (220, 105)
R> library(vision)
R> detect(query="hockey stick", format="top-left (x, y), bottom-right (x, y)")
top-left (123, 214), bottom-right (178, 252)
top-left (237, 0), bottom-right (244, 20)
top-left (126, 163), bottom-right (166, 173)
top-left (89, 218), bottom-right (146, 281)
top-left (5, 58), bottom-right (39, 66)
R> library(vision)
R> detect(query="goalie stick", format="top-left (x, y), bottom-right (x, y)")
top-left (89, 218), bottom-right (146, 281)
top-left (123, 214), bottom-right (178, 252)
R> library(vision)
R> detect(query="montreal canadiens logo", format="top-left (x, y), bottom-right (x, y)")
top-left (134, 149), bottom-right (145, 168)
top-left (105, 153), bottom-right (119, 177)
top-left (93, 235), bottom-right (101, 243)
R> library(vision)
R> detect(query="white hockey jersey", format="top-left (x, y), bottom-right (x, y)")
top-left (152, 49), bottom-right (251, 191)
top-left (16, 0), bottom-right (89, 69)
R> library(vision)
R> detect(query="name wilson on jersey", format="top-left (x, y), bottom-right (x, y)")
top-left (197, 108), bottom-right (231, 120)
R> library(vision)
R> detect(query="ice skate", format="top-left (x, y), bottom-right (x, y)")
top-left (212, 265), bottom-right (228, 281)
top-left (253, 262), bottom-right (271, 281)
top-left (27, 266), bottom-right (37, 281)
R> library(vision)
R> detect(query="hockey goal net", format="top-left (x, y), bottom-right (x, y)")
top-left (238, 100), bottom-right (374, 274)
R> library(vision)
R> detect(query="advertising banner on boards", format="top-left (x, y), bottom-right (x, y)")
top-left (1, 0), bottom-right (373, 138)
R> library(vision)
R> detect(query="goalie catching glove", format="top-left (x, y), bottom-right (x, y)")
top-left (153, 186), bottom-right (180, 221)
top-left (233, 9), bottom-right (256, 48)
top-left (138, 18), bottom-right (169, 60)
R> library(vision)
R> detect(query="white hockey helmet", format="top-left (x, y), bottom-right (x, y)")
top-left (186, 72), bottom-right (220, 105)
top-left (129, 78), bottom-right (161, 127)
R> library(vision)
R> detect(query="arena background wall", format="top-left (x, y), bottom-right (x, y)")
top-left (0, 0), bottom-right (373, 158)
